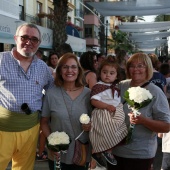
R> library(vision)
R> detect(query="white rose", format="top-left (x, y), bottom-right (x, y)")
top-left (80, 113), bottom-right (90, 124)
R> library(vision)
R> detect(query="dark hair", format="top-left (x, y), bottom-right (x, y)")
top-left (47, 51), bottom-right (59, 68)
top-left (159, 63), bottom-right (170, 76)
top-left (55, 53), bottom-right (83, 87)
top-left (107, 55), bottom-right (116, 62)
top-left (80, 51), bottom-right (97, 72)
top-left (98, 58), bottom-right (121, 84)
top-left (96, 53), bottom-right (105, 60)
top-left (56, 43), bottom-right (73, 58)
top-left (115, 48), bottom-right (127, 64)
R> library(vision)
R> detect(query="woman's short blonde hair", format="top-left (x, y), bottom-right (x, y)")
top-left (55, 53), bottom-right (84, 87)
top-left (126, 53), bottom-right (153, 81)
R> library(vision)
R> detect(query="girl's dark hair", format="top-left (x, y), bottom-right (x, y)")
top-left (80, 51), bottom-right (97, 72)
top-left (98, 58), bottom-right (121, 84)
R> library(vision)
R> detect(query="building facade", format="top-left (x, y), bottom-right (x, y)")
top-left (0, 0), bottom-right (86, 54)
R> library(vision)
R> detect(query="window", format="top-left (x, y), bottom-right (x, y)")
top-left (48, 7), bottom-right (53, 15)
top-left (47, 7), bottom-right (54, 29)
top-left (37, 1), bottom-right (42, 25)
top-left (37, 1), bottom-right (42, 14)
top-left (85, 26), bottom-right (93, 38)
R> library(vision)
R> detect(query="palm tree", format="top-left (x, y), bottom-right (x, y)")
top-left (53, 0), bottom-right (68, 51)
top-left (155, 15), bottom-right (170, 21)
top-left (107, 30), bottom-right (135, 54)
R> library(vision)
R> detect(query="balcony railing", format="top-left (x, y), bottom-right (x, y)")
top-left (24, 13), bottom-right (40, 25)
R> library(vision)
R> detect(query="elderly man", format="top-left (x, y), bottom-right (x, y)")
top-left (0, 23), bottom-right (54, 170)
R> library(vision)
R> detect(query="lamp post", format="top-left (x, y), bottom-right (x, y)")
top-left (105, 20), bottom-right (108, 56)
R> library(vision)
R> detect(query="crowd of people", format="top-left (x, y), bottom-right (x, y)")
top-left (1, 23), bottom-right (170, 170)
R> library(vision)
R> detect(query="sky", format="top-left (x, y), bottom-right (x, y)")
top-left (142, 15), bottom-right (157, 22)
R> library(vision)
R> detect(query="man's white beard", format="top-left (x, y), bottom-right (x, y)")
top-left (20, 51), bottom-right (35, 58)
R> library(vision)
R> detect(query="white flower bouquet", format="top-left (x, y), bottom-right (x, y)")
top-left (124, 86), bottom-right (153, 144)
top-left (47, 131), bottom-right (70, 152)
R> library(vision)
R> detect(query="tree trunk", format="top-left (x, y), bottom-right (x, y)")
top-left (53, 0), bottom-right (68, 51)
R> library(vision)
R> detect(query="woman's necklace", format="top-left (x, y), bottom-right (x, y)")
top-left (64, 87), bottom-right (82, 92)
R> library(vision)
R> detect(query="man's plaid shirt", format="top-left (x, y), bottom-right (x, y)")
top-left (0, 50), bottom-right (54, 113)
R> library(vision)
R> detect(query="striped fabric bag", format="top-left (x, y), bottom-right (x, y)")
top-left (89, 103), bottom-right (128, 153)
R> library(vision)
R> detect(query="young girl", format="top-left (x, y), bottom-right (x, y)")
top-left (89, 59), bottom-right (128, 166)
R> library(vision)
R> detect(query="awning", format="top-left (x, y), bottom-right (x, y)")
top-left (66, 25), bottom-right (80, 38)
top-left (87, 0), bottom-right (170, 16)
top-left (135, 39), bottom-right (167, 45)
top-left (119, 21), bottom-right (170, 32)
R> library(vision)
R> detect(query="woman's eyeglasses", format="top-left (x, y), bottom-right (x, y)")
top-left (62, 65), bottom-right (78, 70)
top-left (17, 35), bottom-right (40, 45)
top-left (129, 64), bottom-right (146, 69)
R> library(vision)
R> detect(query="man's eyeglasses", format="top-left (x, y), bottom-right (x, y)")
top-left (17, 35), bottom-right (40, 45)
top-left (62, 65), bottom-right (78, 70)
top-left (129, 64), bottom-right (146, 69)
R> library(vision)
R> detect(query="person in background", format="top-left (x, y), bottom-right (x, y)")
top-left (159, 63), bottom-right (170, 103)
top-left (148, 53), bottom-right (166, 93)
top-left (36, 49), bottom-right (43, 59)
top-left (107, 53), bottom-right (170, 170)
top-left (47, 51), bottom-right (59, 70)
top-left (80, 51), bottom-right (98, 89)
top-left (80, 51), bottom-right (99, 169)
top-left (90, 59), bottom-right (127, 167)
top-left (0, 23), bottom-right (54, 170)
top-left (56, 43), bottom-right (73, 59)
top-left (97, 53), bottom-right (105, 67)
top-left (36, 49), bottom-right (47, 62)
top-left (107, 54), bottom-right (116, 62)
top-left (115, 48), bottom-right (128, 81)
top-left (35, 49), bottom-right (50, 162)
top-left (41, 53), bottom-right (92, 170)
top-left (47, 51), bottom-right (59, 77)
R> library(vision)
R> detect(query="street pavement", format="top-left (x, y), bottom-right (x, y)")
top-left (6, 143), bottom-right (162, 170)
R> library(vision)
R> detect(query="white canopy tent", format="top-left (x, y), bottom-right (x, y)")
top-left (119, 22), bottom-right (170, 32)
top-left (87, 0), bottom-right (170, 16)
top-left (135, 39), bottom-right (167, 45)
top-left (129, 31), bottom-right (170, 40)
top-left (87, 0), bottom-right (170, 53)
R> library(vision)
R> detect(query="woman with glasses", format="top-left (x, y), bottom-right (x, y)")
top-left (41, 53), bottom-right (92, 170)
top-left (107, 53), bottom-right (170, 170)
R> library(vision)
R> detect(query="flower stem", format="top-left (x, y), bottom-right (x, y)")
top-left (75, 130), bottom-right (84, 140)
top-left (125, 124), bottom-right (134, 144)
